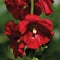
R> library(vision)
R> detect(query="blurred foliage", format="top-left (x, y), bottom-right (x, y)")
top-left (0, 0), bottom-right (60, 60)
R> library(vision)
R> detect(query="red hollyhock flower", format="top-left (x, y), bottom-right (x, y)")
top-left (24, 0), bottom-right (54, 15)
top-left (39, 0), bottom-right (54, 15)
top-left (5, 0), bottom-right (27, 20)
top-left (5, 0), bottom-right (42, 19)
top-left (5, 21), bottom-right (20, 36)
top-left (5, 0), bottom-right (54, 20)
top-left (13, 41), bottom-right (25, 58)
top-left (19, 14), bottom-right (54, 49)
top-left (5, 21), bottom-right (25, 57)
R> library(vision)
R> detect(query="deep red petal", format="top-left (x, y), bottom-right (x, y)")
top-left (14, 24), bottom-right (19, 31)
top-left (40, 0), bottom-right (53, 15)
top-left (38, 19), bottom-right (53, 30)
top-left (51, 31), bottom-right (54, 36)
top-left (18, 48), bottom-right (24, 57)
top-left (5, 0), bottom-right (26, 20)
top-left (14, 0), bottom-right (26, 7)
top-left (44, 19), bottom-right (53, 30)
top-left (25, 14), bottom-right (40, 22)
top-left (24, 6), bottom-right (30, 16)
top-left (5, 21), bottom-right (14, 35)
top-left (46, 0), bottom-right (54, 6)
top-left (19, 21), bottom-right (29, 34)
top-left (18, 43), bottom-right (25, 49)
top-left (13, 42), bottom-right (18, 58)
top-left (22, 32), bottom-right (42, 49)
top-left (41, 36), bottom-right (49, 44)
top-left (34, 2), bottom-right (42, 15)
top-left (4, 31), bottom-right (10, 35)
top-left (37, 33), bottom-right (50, 44)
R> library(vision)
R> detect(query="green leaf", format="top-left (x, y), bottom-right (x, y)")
top-left (0, 34), bottom-right (8, 44)
top-left (32, 57), bottom-right (39, 60)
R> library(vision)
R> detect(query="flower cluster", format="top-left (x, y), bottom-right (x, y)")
top-left (5, 0), bottom-right (54, 59)
top-left (5, 0), bottom-right (54, 20)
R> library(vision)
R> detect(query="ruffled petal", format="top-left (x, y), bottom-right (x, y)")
top-left (13, 42), bottom-right (19, 58)
top-left (19, 21), bottom-right (29, 34)
top-left (14, 0), bottom-right (26, 7)
top-left (44, 19), bottom-right (53, 30)
top-left (39, 33), bottom-right (50, 44)
top-left (5, 21), bottom-right (14, 35)
top-left (18, 43), bottom-right (25, 49)
top-left (18, 48), bottom-right (24, 57)
top-left (34, 2), bottom-right (42, 15)
top-left (22, 32), bottom-right (42, 49)
top-left (18, 43), bottom-right (25, 57)
top-left (14, 24), bottom-right (19, 31)
top-left (5, 0), bottom-right (26, 20)
top-left (37, 19), bottom-right (53, 31)
top-left (46, 0), bottom-right (54, 6)
top-left (25, 14), bottom-right (40, 22)
top-left (40, 0), bottom-right (53, 15)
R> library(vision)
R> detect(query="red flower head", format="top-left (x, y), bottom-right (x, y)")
top-left (4, 0), bottom-right (54, 58)
top-left (5, 0), bottom-right (27, 20)
top-left (5, 0), bottom-right (54, 20)
top-left (23, 0), bottom-right (54, 15)
top-left (5, 21), bottom-right (25, 57)
top-left (19, 14), bottom-right (54, 49)
top-left (39, 0), bottom-right (54, 15)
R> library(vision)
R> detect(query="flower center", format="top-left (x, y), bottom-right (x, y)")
top-left (28, 24), bottom-right (38, 37)
top-left (33, 28), bottom-right (37, 34)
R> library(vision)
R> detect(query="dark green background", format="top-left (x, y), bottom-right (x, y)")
top-left (0, 0), bottom-right (60, 60)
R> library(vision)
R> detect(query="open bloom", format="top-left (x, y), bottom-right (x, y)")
top-left (5, 21), bottom-right (25, 57)
top-left (19, 14), bottom-right (54, 49)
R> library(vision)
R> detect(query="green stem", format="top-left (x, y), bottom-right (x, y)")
top-left (31, 0), bottom-right (34, 14)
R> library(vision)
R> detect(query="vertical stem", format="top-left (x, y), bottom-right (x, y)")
top-left (31, 0), bottom-right (34, 14)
